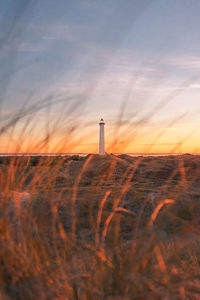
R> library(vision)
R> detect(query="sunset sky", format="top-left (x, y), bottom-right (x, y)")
top-left (1, 0), bottom-right (200, 153)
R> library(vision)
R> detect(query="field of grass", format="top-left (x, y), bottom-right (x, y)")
top-left (0, 153), bottom-right (200, 299)
top-left (2, 1), bottom-right (200, 299)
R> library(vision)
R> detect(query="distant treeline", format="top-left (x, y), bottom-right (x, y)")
top-left (0, 155), bottom-right (86, 166)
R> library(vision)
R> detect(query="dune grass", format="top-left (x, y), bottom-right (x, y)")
top-left (1, 2), bottom-right (200, 298)
top-left (0, 153), bottom-right (200, 299)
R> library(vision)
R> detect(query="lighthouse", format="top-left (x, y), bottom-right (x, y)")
top-left (99, 118), bottom-right (105, 155)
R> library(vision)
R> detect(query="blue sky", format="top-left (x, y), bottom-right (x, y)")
top-left (1, 0), bottom-right (200, 152)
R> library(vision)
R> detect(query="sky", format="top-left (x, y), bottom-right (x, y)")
top-left (1, 0), bottom-right (200, 153)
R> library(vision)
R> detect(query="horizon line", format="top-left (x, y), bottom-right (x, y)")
top-left (0, 152), bottom-right (196, 157)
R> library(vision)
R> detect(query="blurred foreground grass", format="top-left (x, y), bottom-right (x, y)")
top-left (0, 153), bottom-right (200, 299)
top-left (1, 0), bottom-right (200, 299)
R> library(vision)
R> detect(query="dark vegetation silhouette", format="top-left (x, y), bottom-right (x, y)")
top-left (0, 1), bottom-right (200, 299)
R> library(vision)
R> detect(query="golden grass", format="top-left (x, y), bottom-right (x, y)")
top-left (0, 152), bottom-right (199, 299)
top-left (1, 3), bottom-right (200, 297)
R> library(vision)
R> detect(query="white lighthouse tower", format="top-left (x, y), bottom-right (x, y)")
top-left (99, 118), bottom-right (105, 155)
